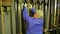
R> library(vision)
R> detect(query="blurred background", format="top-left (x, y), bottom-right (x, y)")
top-left (0, 0), bottom-right (60, 34)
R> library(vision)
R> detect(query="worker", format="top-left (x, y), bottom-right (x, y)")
top-left (22, 3), bottom-right (44, 34)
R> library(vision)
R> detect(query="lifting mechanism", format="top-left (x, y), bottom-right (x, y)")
top-left (0, 0), bottom-right (60, 34)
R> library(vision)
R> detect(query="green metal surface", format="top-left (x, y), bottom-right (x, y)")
top-left (0, 0), bottom-right (60, 34)
top-left (0, 15), bottom-right (2, 34)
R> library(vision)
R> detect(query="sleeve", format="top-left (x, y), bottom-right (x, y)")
top-left (41, 18), bottom-right (44, 24)
top-left (22, 7), bottom-right (32, 22)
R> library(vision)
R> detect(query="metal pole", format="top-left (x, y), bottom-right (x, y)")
top-left (54, 0), bottom-right (57, 27)
top-left (18, 0), bottom-right (22, 34)
top-left (44, 0), bottom-right (50, 34)
top-left (1, 2), bottom-right (5, 34)
top-left (55, 0), bottom-right (59, 34)
top-left (11, 0), bottom-right (16, 34)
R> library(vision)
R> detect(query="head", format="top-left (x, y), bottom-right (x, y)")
top-left (32, 11), bottom-right (39, 18)
top-left (30, 9), bottom-right (43, 18)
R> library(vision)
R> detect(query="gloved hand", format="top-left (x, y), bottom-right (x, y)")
top-left (43, 28), bottom-right (48, 32)
top-left (24, 3), bottom-right (27, 7)
top-left (23, 3), bottom-right (32, 9)
top-left (27, 3), bottom-right (32, 9)
top-left (23, 3), bottom-right (28, 8)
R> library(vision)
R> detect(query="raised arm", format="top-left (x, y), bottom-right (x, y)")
top-left (22, 7), bottom-right (32, 22)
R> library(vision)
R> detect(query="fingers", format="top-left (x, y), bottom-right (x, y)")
top-left (27, 3), bottom-right (32, 9)
top-left (24, 3), bottom-right (32, 9)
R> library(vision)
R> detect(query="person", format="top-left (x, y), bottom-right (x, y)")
top-left (22, 3), bottom-right (44, 34)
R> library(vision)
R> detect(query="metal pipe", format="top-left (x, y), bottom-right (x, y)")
top-left (1, 5), bottom-right (5, 34)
